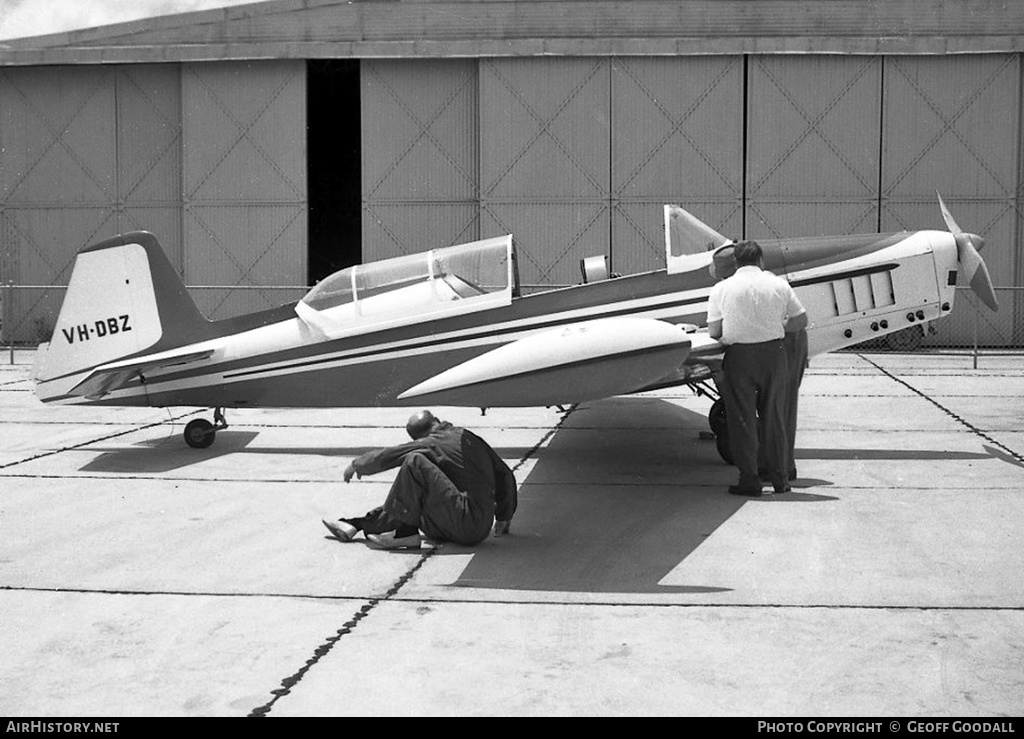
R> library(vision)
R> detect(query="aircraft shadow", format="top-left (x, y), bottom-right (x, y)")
top-left (438, 397), bottom-right (836, 595)
top-left (434, 394), bottom-right (1000, 595)
top-left (75, 396), bottom-right (1007, 594)
top-left (80, 431), bottom-right (264, 474)
top-left (80, 432), bottom-right (536, 475)
top-left (982, 445), bottom-right (1024, 469)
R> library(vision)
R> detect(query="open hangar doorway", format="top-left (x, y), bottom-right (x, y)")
top-left (307, 59), bottom-right (362, 285)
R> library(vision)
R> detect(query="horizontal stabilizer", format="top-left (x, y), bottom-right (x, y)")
top-left (398, 317), bottom-right (692, 407)
top-left (68, 348), bottom-right (214, 399)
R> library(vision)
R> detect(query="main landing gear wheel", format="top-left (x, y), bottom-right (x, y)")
top-left (708, 399), bottom-right (727, 436)
top-left (183, 408), bottom-right (228, 449)
top-left (715, 428), bottom-right (734, 466)
top-left (708, 399), bottom-right (734, 465)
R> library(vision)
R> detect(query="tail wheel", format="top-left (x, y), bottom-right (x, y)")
top-left (184, 418), bottom-right (216, 449)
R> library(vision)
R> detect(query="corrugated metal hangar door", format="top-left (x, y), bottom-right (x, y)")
top-left (746, 53), bottom-right (1019, 347)
top-left (361, 59), bottom-right (480, 262)
top-left (746, 56), bottom-right (882, 240)
top-left (0, 65), bottom-right (182, 343)
top-left (361, 57), bottom-right (615, 290)
top-left (611, 56), bottom-right (744, 275)
top-left (0, 60), bottom-right (307, 340)
top-left (880, 54), bottom-right (1019, 347)
top-left (182, 61), bottom-right (308, 319)
top-left (480, 58), bottom-right (611, 289)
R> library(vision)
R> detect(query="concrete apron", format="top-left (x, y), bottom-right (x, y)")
top-left (0, 351), bottom-right (1022, 715)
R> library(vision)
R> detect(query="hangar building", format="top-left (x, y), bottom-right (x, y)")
top-left (1, 0), bottom-right (1022, 348)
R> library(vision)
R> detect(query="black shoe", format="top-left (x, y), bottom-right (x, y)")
top-left (773, 484), bottom-right (792, 495)
top-left (729, 484), bottom-right (763, 497)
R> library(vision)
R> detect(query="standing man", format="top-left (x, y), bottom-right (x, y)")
top-left (707, 241), bottom-right (807, 496)
top-left (322, 410), bottom-right (517, 549)
top-left (777, 325), bottom-right (808, 481)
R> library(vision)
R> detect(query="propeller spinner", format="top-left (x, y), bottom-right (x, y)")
top-left (937, 191), bottom-right (998, 312)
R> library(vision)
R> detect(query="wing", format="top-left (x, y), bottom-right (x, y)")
top-left (67, 348), bottom-right (215, 399)
top-left (398, 317), bottom-right (695, 407)
top-left (624, 328), bottom-right (724, 393)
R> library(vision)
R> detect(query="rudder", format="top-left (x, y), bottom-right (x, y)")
top-left (34, 232), bottom-right (210, 397)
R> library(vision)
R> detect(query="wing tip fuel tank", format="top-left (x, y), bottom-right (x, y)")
top-left (398, 317), bottom-right (693, 407)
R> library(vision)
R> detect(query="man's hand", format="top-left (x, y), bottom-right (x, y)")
top-left (343, 463), bottom-right (358, 483)
top-left (493, 519), bottom-right (510, 537)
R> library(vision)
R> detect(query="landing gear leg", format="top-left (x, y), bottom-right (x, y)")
top-left (693, 378), bottom-right (734, 466)
top-left (184, 407), bottom-right (229, 449)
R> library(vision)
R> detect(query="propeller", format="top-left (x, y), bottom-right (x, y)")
top-left (937, 191), bottom-right (998, 311)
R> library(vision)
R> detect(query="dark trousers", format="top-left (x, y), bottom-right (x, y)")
top-left (759, 329), bottom-right (808, 477)
top-left (722, 339), bottom-right (790, 489)
top-left (356, 453), bottom-right (494, 546)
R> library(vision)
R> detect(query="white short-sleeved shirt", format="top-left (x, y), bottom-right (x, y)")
top-left (707, 265), bottom-right (806, 345)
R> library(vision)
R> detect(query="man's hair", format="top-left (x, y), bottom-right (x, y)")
top-left (732, 240), bottom-right (763, 267)
top-left (711, 243), bottom-right (737, 281)
top-left (406, 410), bottom-right (439, 439)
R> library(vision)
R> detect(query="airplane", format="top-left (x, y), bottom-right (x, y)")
top-left (32, 192), bottom-right (998, 461)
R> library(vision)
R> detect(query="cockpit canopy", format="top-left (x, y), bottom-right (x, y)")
top-left (663, 204), bottom-right (731, 276)
top-left (296, 235), bottom-right (514, 339)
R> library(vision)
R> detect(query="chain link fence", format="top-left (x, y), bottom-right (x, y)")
top-left (4, 282), bottom-right (1023, 364)
top-left (846, 287), bottom-right (1023, 360)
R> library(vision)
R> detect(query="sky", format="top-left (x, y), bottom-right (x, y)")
top-left (0, 0), bottom-right (261, 40)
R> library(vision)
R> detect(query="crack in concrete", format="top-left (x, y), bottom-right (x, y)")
top-left (861, 355), bottom-right (1024, 467)
top-left (0, 410), bottom-right (203, 471)
top-left (3, 584), bottom-right (1021, 612)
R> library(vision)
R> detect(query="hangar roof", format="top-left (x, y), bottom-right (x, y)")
top-left (1, 0), bottom-right (1022, 66)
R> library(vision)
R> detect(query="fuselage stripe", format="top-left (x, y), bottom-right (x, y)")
top-left (219, 294), bottom-right (710, 382)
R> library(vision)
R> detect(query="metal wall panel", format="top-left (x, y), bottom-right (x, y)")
top-left (116, 65), bottom-right (182, 268)
top-left (361, 59), bottom-right (479, 261)
top-left (0, 66), bottom-right (117, 273)
top-left (481, 57), bottom-right (610, 288)
top-left (610, 56), bottom-right (744, 275)
top-left (182, 60), bottom-right (307, 319)
top-left (0, 66), bottom-right (118, 341)
top-left (882, 54), bottom-right (1019, 345)
top-left (362, 204), bottom-right (480, 263)
top-left (747, 55), bottom-right (882, 240)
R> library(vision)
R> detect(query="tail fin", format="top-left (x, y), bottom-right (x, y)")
top-left (34, 232), bottom-right (210, 400)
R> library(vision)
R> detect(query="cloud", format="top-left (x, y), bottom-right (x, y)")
top-left (0, 0), bottom-right (258, 41)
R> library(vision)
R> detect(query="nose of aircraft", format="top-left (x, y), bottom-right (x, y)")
top-left (937, 191), bottom-right (999, 312)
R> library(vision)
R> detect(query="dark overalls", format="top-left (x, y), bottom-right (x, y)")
top-left (351, 424), bottom-right (517, 545)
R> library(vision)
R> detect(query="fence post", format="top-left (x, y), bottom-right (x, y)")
top-left (4, 280), bottom-right (12, 364)
top-left (5, 281), bottom-right (12, 366)
top-left (972, 296), bottom-right (978, 370)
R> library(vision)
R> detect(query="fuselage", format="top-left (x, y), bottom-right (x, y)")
top-left (36, 228), bottom-right (961, 409)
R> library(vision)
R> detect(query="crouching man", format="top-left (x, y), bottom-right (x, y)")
top-left (322, 410), bottom-right (517, 549)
